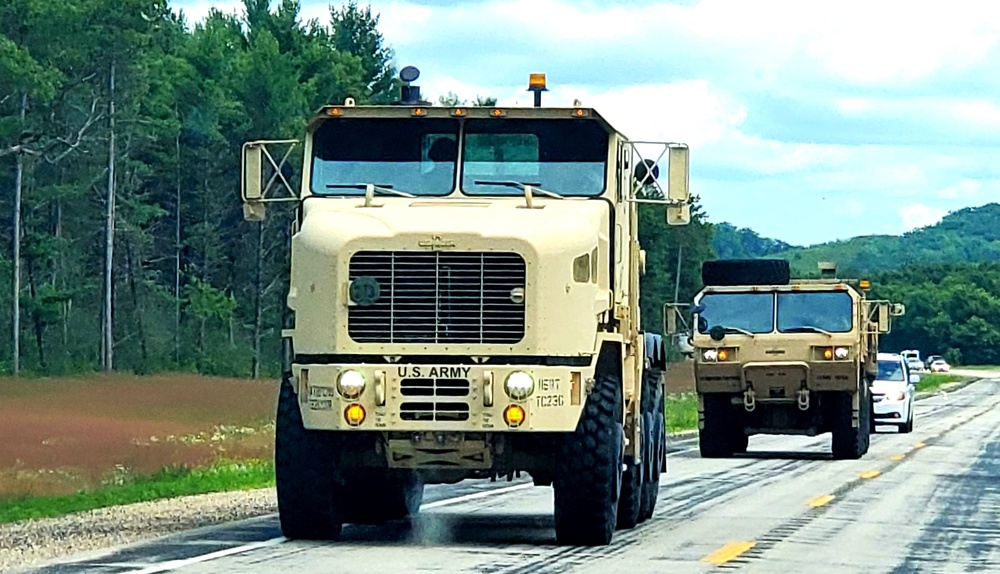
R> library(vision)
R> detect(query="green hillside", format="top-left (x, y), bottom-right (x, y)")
top-left (774, 203), bottom-right (1000, 276)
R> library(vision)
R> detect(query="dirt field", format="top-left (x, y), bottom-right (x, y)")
top-left (664, 360), bottom-right (695, 394)
top-left (0, 374), bottom-right (278, 498)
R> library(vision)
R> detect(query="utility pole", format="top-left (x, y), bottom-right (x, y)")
top-left (102, 62), bottom-right (116, 371)
top-left (11, 93), bottom-right (27, 375)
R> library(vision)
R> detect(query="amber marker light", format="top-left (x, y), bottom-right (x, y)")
top-left (452, 108), bottom-right (467, 117)
top-left (345, 404), bottom-right (366, 426)
top-left (491, 108), bottom-right (505, 117)
top-left (572, 108), bottom-right (588, 117)
top-left (859, 280), bottom-right (871, 289)
top-left (327, 107), bottom-right (343, 116)
top-left (412, 107), bottom-right (426, 116)
top-left (823, 348), bottom-right (834, 360)
top-left (717, 349), bottom-right (730, 362)
top-left (504, 405), bottom-right (526, 427)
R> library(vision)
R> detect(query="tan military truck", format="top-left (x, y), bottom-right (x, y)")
top-left (239, 70), bottom-right (693, 545)
top-left (685, 259), bottom-right (903, 459)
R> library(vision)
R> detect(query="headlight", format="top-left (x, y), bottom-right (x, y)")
top-left (703, 349), bottom-right (719, 362)
top-left (890, 391), bottom-right (906, 401)
top-left (504, 371), bottom-right (535, 400)
top-left (834, 347), bottom-right (849, 359)
top-left (337, 370), bottom-right (366, 399)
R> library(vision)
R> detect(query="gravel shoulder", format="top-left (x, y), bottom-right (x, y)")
top-left (0, 488), bottom-right (276, 573)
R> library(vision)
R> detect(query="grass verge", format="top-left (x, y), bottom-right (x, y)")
top-left (0, 459), bottom-right (274, 525)
top-left (665, 392), bottom-right (698, 433)
top-left (916, 373), bottom-right (968, 393)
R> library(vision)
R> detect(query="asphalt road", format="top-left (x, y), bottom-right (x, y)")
top-left (25, 378), bottom-right (1000, 574)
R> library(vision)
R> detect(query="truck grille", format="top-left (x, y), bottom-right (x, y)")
top-left (400, 378), bottom-right (471, 397)
top-left (400, 402), bottom-right (470, 422)
top-left (348, 251), bottom-right (526, 344)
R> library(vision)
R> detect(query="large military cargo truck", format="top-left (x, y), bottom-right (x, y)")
top-left (687, 259), bottom-right (903, 459)
top-left (239, 70), bottom-right (693, 545)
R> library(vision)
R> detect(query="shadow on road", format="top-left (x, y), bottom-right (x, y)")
top-left (734, 450), bottom-right (833, 461)
top-left (336, 513), bottom-right (557, 546)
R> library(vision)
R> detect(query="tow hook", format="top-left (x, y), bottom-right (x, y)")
top-left (743, 386), bottom-right (756, 412)
top-left (797, 388), bottom-right (810, 411)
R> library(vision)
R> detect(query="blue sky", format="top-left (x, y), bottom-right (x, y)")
top-left (173, 0), bottom-right (1000, 246)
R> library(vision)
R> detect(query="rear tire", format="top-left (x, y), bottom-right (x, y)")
top-left (831, 390), bottom-right (871, 459)
top-left (275, 377), bottom-right (343, 540)
top-left (554, 371), bottom-right (624, 546)
top-left (639, 368), bottom-right (665, 521)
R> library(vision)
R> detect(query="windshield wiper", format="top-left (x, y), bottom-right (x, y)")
top-left (326, 183), bottom-right (416, 198)
top-left (474, 180), bottom-right (563, 208)
top-left (783, 325), bottom-right (833, 337)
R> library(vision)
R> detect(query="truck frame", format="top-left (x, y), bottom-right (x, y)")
top-left (239, 72), bottom-right (693, 545)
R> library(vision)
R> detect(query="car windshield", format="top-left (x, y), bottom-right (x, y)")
top-left (697, 293), bottom-right (774, 334)
top-left (877, 360), bottom-right (906, 382)
top-left (461, 119), bottom-right (608, 197)
top-left (310, 118), bottom-right (460, 196)
top-left (776, 291), bottom-right (853, 333)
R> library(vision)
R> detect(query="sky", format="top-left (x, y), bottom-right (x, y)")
top-left (173, 0), bottom-right (1000, 246)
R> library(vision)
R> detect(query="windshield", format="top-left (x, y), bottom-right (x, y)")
top-left (697, 293), bottom-right (774, 334)
top-left (310, 118), bottom-right (459, 196)
top-left (461, 119), bottom-right (608, 196)
top-left (776, 291), bottom-right (853, 333)
top-left (877, 360), bottom-right (906, 382)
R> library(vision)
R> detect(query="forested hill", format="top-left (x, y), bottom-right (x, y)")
top-left (711, 222), bottom-right (797, 259)
top-left (715, 203), bottom-right (1000, 276)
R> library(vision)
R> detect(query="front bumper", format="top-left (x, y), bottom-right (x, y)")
top-left (292, 363), bottom-right (594, 432)
top-left (873, 397), bottom-right (909, 422)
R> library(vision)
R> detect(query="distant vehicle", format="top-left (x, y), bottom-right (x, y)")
top-left (924, 354), bottom-right (944, 369)
top-left (901, 349), bottom-right (921, 364)
top-left (930, 359), bottom-right (951, 373)
top-left (906, 357), bottom-right (926, 373)
top-left (871, 352), bottom-right (916, 433)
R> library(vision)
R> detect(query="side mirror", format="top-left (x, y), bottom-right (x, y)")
top-left (875, 302), bottom-right (891, 334)
top-left (664, 303), bottom-right (677, 336)
top-left (909, 374), bottom-right (920, 384)
top-left (666, 145), bottom-right (690, 226)
top-left (890, 303), bottom-right (906, 317)
top-left (242, 142), bottom-right (264, 202)
top-left (240, 140), bottom-right (301, 221)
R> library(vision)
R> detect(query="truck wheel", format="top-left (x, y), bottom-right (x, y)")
top-left (554, 372), bottom-right (624, 546)
top-left (831, 391), bottom-right (870, 460)
top-left (731, 431), bottom-right (749, 454)
top-left (617, 455), bottom-right (642, 529)
top-left (699, 394), bottom-right (735, 458)
top-left (640, 368), bottom-right (665, 521)
top-left (275, 377), bottom-right (343, 540)
top-left (343, 469), bottom-right (424, 524)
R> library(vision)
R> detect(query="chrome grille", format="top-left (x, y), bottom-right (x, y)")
top-left (348, 251), bottom-right (526, 344)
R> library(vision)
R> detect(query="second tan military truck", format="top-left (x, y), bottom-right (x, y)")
top-left (685, 260), bottom-right (903, 459)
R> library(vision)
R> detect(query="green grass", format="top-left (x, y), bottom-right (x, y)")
top-left (915, 373), bottom-right (968, 393)
top-left (665, 393), bottom-right (699, 433)
top-left (956, 365), bottom-right (1000, 371)
top-left (0, 459), bottom-right (275, 525)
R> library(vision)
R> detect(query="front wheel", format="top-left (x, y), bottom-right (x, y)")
top-left (831, 390), bottom-right (871, 460)
top-left (553, 372), bottom-right (624, 546)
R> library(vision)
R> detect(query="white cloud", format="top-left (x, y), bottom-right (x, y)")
top-left (898, 204), bottom-right (947, 231)
top-left (938, 179), bottom-right (981, 199)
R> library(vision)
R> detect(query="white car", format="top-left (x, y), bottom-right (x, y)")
top-left (905, 358), bottom-right (926, 373)
top-left (930, 359), bottom-right (950, 373)
top-left (871, 352), bottom-right (917, 433)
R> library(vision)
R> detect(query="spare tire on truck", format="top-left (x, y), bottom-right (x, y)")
top-left (702, 259), bottom-right (790, 287)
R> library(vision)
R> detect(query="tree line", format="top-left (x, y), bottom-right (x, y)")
top-left (1, 0), bottom-right (396, 376)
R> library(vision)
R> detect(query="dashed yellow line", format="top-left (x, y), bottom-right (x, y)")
top-left (890, 454), bottom-right (905, 461)
top-left (807, 494), bottom-right (835, 508)
top-left (702, 541), bottom-right (756, 565)
top-left (859, 470), bottom-right (881, 479)
top-left (915, 442), bottom-right (926, 449)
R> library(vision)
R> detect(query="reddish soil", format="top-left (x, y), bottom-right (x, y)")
top-left (0, 374), bottom-right (278, 498)
top-left (664, 360), bottom-right (695, 394)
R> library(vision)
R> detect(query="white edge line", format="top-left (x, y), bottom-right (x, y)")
top-left (125, 536), bottom-right (286, 573)
top-left (124, 482), bottom-right (533, 572)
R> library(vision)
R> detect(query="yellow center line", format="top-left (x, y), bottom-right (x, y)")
top-left (859, 470), bottom-right (881, 479)
top-left (807, 494), bottom-right (835, 507)
top-left (915, 442), bottom-right (926, 449)
top-left (890, 454), bottom-right (905, 461)
top-left (702, 541), bottom-right (756, 565)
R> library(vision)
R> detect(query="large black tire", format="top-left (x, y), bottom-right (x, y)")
top-left (554, 372), bottom-right (624, 546)
top-left (275, 377), bottom-right (343, 540)
top-left (699, 394), bottom-right (738, 458)
top-left (639, 368), bottom-right (665, 522)
top-left (831, 390), bottom-right (871, 459)
top-left (899, 404), bottom-right (914, 434)
top-left (343, 470), bottom-right (424, 524)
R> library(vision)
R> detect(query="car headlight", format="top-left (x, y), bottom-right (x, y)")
top-left (834, 347), bottom-right (849, 359)
top-left (702, 349), bottom-right (718, 362)
top-left (504, 371), bottom-right (535, 400)
top-left (337, 370), bottom-right (366, 399)
top-left (888, 391), bottom-right (905, 401)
